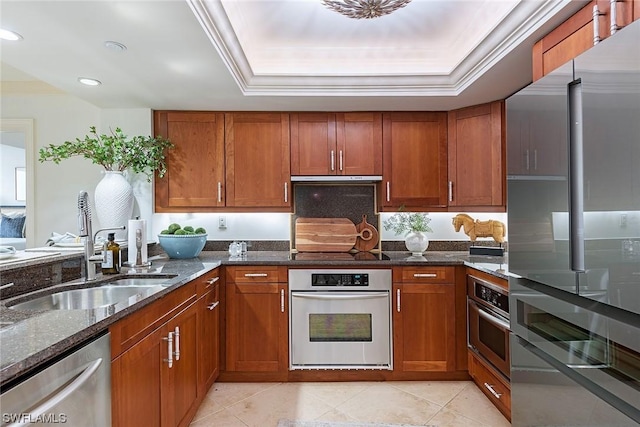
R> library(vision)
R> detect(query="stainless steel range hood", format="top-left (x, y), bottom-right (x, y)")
top-left (291, 175), bottom-right (382, 182)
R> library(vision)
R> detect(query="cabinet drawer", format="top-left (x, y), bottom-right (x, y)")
top-left (197, 269), bottom-right (222, 297)
top-left (402, 266), bottom-right (454, 283)
top-left (468, 350), bottom-right (511, 421)
top-left (227, 266), bottom-right (284, 283)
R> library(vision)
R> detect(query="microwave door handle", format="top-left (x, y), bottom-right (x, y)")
top-left (291, 293), bottom-right (387, 301)
top-left (476, 305), bottom-right (510, 331)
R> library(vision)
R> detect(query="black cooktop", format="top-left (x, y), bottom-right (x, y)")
top-left (290, 252), bottom-right (390, 262)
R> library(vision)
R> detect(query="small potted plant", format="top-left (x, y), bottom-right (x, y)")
top-left (39, 126), bottom-right (173, 237)
top-left (383, 210), bottom-right (433, 255)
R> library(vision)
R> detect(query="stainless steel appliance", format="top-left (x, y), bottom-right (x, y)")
top-left (289, 269), bottom-right (392, 370)
top-left (467, 274), bottom-right (510, 379)
top-left (507, 19), bottom-right (640, 426)
top-left (0, 332), bottom-right (111, 427)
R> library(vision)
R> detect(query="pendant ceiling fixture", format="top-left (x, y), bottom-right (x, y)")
top-left (322, 0), bottom-right (412, 19)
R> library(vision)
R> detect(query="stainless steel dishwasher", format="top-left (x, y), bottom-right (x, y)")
top-left (1, 332), bottom-right (111, 427)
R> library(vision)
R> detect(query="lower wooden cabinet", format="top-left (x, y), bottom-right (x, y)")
top-left (111, 298), bottom-right (198, 427)
top-left (196, 269), bottom-right (222, 396)
top-left (468, 350), bottom-right (511, 421)
top-left (393, 267), bottom-right (457, 374)
top-left (223, 266), bottom-right (288, 379)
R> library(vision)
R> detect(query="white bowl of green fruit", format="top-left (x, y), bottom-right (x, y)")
top-left (158, 223), bottom-right (207, 259)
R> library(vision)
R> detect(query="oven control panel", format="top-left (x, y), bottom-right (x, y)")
top-left (475, 284), bottom-right (509, 313)
top-left (312, 273), bottom-right (369, 286)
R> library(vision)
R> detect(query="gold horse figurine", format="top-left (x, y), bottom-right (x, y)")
top-left (452, 213), bottom-right (505, 243)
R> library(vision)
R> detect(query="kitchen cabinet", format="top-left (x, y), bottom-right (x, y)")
top-left (290, 112), bottom-right (382, 176)
top-left (532, 0), bottom-right (636, 81)
top-left (447, 101), bottom-right (505, 210)
top-left (154, 111), bottom-right (225, 212)
top-left (196, 268), bottom-right (222, 396)
top-left (468, 350), bottom-right (511, 421)
top-left (110, 283), bottom-right (199, 427)
top-left (223, 266), bottom-right (288, 380)
top-left (381, 112), bottom-right (448, 210)
top-left (393, 267), bottom-right (457, 374)
top-left (225, 113), bottom-right (291, 209)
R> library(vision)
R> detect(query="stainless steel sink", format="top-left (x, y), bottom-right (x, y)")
top-left (8, 278), bottom-right (170, 311)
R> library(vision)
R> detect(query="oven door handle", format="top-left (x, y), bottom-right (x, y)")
top-left (291, 292), bottom-right (388, 300)
top-left (475, 302), bottom-right (510, 331)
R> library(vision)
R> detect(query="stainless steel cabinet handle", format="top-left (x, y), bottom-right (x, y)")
top-left (284, 182), bottom-right (288, 203)
top-left (217, 182), bottom-right (222, 203)
top-left (163, 331), bottom-right (174, 368)
top-left (330, 150), bottom-right (335, 171)
top-left (525, 149), bottom-right (530, 171)
top-left (448, 181), bottom-right (453, 202)
top-left (280, 289), bottom-right (285, 313)
top-left (5, 358), bottom-right (103, 427)
top-left (386, 182), bottom-right (390, 202)
top-left (206, 276), bottom-right (220, 285)
top-left (414, 273), bottom-right (437, 278)
top-left (244, 273), bottom-right (268, 277)
top-left (396, 288), bottom-right (401, 312)
top-left (610, 0), bottom-right (620, 35)
top-left (173, 326), bottom-right (180, 361)
top-left (533, 149), bottom-right (538, 171)
top-left (207, 301), bottom-right (220, 310)
top-left (593, 4), bottom-right (604, 44)
top-left (339, 150), bottom-right (343, 171)
top-left (484, 382), bottom-right (502, 399)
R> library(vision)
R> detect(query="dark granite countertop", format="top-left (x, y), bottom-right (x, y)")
top-left (0, 249), bottom-right (509, 387)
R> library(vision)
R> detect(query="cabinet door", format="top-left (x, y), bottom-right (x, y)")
top-left (163, 303), bottom-right (198, 427)
top-left (290, 113), bottom-right (337, 175)
top-left (197, 283), bottom-right (220, 395)
top-left (382, 112), bottom-right (448, 209)
top-left (336, 112), bottom-right (383, 176)
top-left (225, 113), bottom-right (291, 208)
top-left (154, 111), bottom-right (225, 211)
top-left (393, 283), bottom-right (456, 372)
top-left (448, 101), bottom-right (505, 209)
top-left (226, 282), bottom-right (288, 372)
top-left (111, 326), bottom-right (164, 427)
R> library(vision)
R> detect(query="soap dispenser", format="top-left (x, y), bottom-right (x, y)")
top-left (101, 233), bottom-right (120, 274)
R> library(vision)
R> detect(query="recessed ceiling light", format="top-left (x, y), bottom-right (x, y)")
top-left (78, 77), bottom-right (102, 86)
top-left (104, 41), bottom-right (127, 51)
top-left (0, 29), bottom-right (23, 41)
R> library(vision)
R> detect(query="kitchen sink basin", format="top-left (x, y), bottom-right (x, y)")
top-left (8, 278), bottom-right (170, 311)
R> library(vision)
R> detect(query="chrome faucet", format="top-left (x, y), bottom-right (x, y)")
top-left (77, 191), bottom-right (125, 281)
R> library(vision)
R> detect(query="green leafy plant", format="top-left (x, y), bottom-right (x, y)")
top-left (38, 126), bottom-right (174, 182)
top-left (383, 210), bottom-right (433, 236)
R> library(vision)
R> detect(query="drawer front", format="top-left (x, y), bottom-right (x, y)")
top-left (196, 268), bottom-right (221, 297)
top-left (229, 266), bottom-right (282, 283)
top-left (402, 266), bottom-right (454, 283)
top-left (468, 350), bottom-right (511, 420)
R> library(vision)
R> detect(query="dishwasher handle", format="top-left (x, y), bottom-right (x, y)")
top-left (6, 358), bottom-right (103, 427)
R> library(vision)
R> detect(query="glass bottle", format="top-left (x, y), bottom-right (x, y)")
top-left (102, 232), bottom-right (120, 274)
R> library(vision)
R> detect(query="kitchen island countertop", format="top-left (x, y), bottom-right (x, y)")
top-left (0, 250), bottom-right (509, 387)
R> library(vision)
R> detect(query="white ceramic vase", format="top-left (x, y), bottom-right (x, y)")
top-left (94, 171), bottom-right (133, 240)
top-left (405, 231), bottom-right (429, 256)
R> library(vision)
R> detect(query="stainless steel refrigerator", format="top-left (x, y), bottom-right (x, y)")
top-left (507, 19), bottom-right (640, 426)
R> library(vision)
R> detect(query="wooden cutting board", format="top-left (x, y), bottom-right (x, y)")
top-left (354, 214), bottom-right (379, 252)
top-left (295, 218), bottom-right (357, 252)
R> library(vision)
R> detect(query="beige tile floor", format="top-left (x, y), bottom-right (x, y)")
top-left (190, 381), bottom-right (511, 427)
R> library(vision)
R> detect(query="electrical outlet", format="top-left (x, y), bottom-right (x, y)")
top-left (218, 215), bottom-right (227, 229)
top-left (620, 213), bottom-right (628, 228)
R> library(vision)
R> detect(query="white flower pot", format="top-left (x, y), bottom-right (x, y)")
top-left (94, 171), bottom-right (133, 240)
top-left (405, 231), bottom-right (429, 256)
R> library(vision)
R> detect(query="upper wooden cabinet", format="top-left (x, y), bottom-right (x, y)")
top-left (290, 112), bottom-right (382, 176)
top-left (447, 101), bottom-right (505, 210)
top-left (532, 0), bottom-right (637, 80)
top-left (154, 111), bottom-right (225, 212)
top-left (381, 112), bottom-right (448, 210)
top-left (225, 113), bottom-right (291, 209)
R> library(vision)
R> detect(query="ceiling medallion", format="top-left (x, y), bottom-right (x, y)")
top-left (322, 0), bottom-right (412, 19)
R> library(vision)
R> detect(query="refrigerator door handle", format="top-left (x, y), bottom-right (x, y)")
top-left (568, 79), bottom-right (585, 273)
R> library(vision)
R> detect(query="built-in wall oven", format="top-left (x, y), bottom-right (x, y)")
top-left (289, 269), bottom-right (392, 370)
top-left (468, 274), bottom-right (510, 379)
